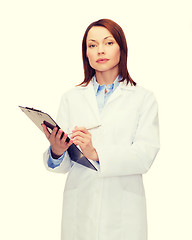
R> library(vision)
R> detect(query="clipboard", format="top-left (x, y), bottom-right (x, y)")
top-left (19, 106), bottom-right (97, 171)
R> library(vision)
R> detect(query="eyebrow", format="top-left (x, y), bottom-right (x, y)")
top-left (88, 36), bottom-right (114, 42)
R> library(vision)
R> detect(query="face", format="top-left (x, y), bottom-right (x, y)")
top-left (86, 26), bottom-right (120, 74)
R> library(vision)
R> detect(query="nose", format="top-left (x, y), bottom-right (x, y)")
top-left (97, 44), bottom-right (105, 55)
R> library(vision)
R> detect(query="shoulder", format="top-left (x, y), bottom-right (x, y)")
top-left (61, 85), bottom-right (85, 96)
top-left (135, 85), bottom-right (156, 99)
top-left (59, 83), bottom-right (92, 101)
top-left (134, 85), bottom-right (159, 112)
top-left (121, 82), bottom-right (156, 99)
top-left (120, 82), bottom-right (159, 114)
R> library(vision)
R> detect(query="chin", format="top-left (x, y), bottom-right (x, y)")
top-left (97, 65), bottom-right (118, 73)
top-left (94, 65), bottom-right (113, 72)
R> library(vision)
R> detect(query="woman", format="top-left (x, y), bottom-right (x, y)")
top-left (42, 19), bottom-right (160, 240)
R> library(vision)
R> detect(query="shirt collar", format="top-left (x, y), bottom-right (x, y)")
top-left (92, 75), bottom-right (121, 95)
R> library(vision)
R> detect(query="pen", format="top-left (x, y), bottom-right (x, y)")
top-left (68, 125), bottom-right (101, 135)
top-left (43, 121), bottom-right (101, 135)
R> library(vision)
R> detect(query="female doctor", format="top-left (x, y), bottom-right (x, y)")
top-left (42, 19), bottom-right (160, 240)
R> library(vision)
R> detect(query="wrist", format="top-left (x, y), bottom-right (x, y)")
top-left (51, 148), bottom-right (64, 159)
top-left (90, 148), bottom-right (99, 161)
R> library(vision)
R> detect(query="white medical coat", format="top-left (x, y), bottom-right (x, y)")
top-left (43, 80), bottom-right (160, 240)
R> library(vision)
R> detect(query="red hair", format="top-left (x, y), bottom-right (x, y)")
top-left (79, 19), bottom-right (136, 86)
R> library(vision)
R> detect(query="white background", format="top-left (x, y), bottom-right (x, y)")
top-left (1, 0), bottom-right (192, 239)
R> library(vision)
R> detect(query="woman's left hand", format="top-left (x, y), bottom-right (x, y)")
top-left (71, 126), bottom-right (99, 161)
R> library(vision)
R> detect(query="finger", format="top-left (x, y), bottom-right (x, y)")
top-left (71, 131), bottom-right (86, 139)
top-left (60, 137), bottom-right (73, 151)
top-left (76, 127), bottom-right (90, 134)
top-left (67, 139), bottom-right (73, 147)
top-left (49, 127), bottom-right (58, 140)
top-left (48, 127), bottom-right (59, 145)
top-left (73, 139), bottom-right (82, 147)
top-left (55, 129), bottom-right (63, 142)
top-left (73, 136), bottom-right (85, 145)
top-left (60, 133), bottom-right (69, 143)
top-left (71, 126), bottom-right (78, 133)
top-left (72, 126), bottom-right (89, 134)
top-left (41, 124), bottom-right (51, 139)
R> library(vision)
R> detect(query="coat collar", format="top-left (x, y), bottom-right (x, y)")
top-left (76, 79), bottom-right (136, 121)
top-left (78, 78), bottom-right (136, 91)
top-left (119, 81), bottom-right (137, 90)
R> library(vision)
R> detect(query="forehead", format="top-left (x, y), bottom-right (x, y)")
top-left (87, 26), bottom-right (114, 41)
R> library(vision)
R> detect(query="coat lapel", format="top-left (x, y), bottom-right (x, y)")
top-left (77, 80), bottom-right (136, 121)
top-left (78, 82), bottom-right (101, 124)
top-left (105, 81), bottom-right (136, 106)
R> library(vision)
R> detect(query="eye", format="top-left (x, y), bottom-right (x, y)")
top-left (106, 41), bottom-right (114, 46)
top-left (88, 44), bottom-right (97, 48)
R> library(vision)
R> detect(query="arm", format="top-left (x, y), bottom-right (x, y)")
top-left (42, 124), bottom-right (73, 157)
top-left (96, 93), bottom-right (160, 177)
top-left (71, 126), bottom-right (99, 161)
top-left (47, 146), bottom-right (66, 168)
top-left (42, 124), bottom-right (73, 172)
top-left (42, 95), bottom-right (74, 173)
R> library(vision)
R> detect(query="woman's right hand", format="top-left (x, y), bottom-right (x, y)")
top-left (41, 124), bottom-right (73, 157)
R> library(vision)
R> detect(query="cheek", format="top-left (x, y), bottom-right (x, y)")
top-left (86, 48), bottom-right (94, 58)
top-left (86, 51), bottom-right (95, 67)
top-left (110, 47), bottom-right (120, 63)
top-left (115, 48), bottom-right (121, 62)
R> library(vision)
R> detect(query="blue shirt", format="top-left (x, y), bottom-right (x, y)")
top-left (92, 75), bottom-right (121, 112)
top-left (48, 75), bottom-right (121, 168)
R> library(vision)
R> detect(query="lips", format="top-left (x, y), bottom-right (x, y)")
top-left (96, 58), bottom-right (109, 63)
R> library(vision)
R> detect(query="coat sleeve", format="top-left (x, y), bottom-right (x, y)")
top-left (96, 93), bottom-right (160, 177)
top-left (43, 94), bottom-right (74, 174)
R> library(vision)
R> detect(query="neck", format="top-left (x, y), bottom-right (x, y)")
top-left (95, 68), bottom-right (119, 85)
